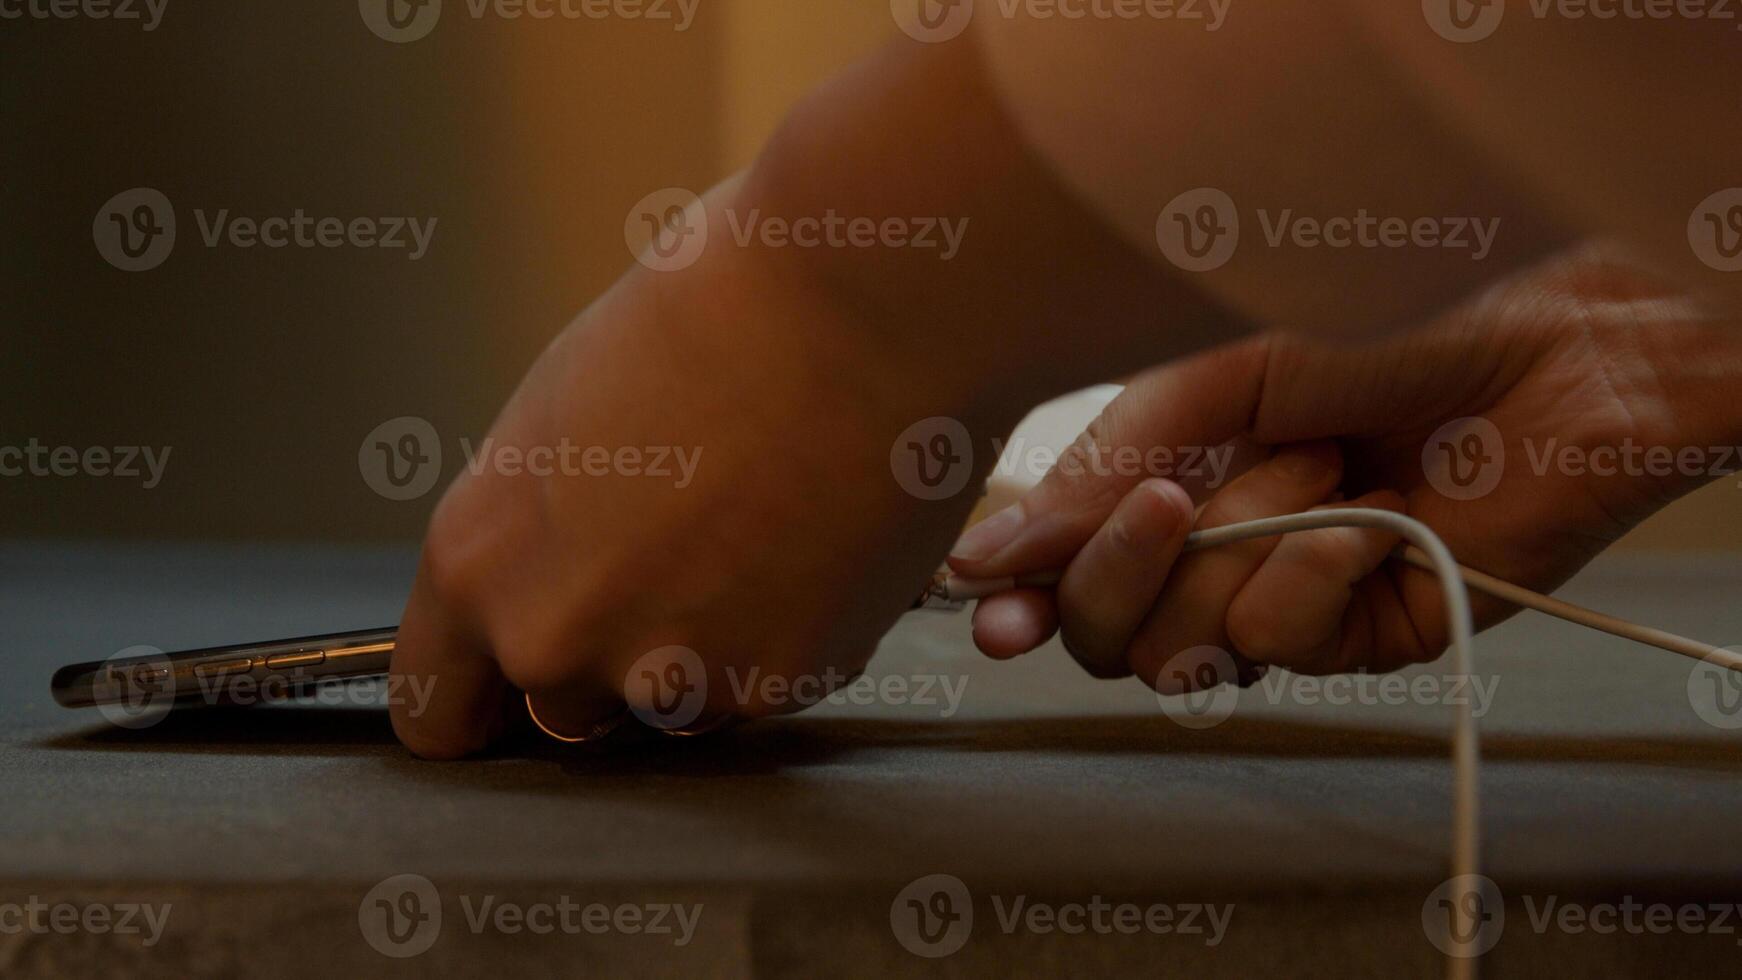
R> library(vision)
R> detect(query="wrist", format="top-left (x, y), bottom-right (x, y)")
top-left (697, 175), bottom-right (1029, 433)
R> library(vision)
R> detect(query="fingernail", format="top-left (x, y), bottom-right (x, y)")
top-left (951, 504), bottom-right (1026, 563)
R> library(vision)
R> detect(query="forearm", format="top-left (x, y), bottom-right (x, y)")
top-left (719, 10), bottom-right (1740, 425)
top-left (975, 3), bottom-right (1741, 327)
top-left (734, 36), bottom-right (1252, 419)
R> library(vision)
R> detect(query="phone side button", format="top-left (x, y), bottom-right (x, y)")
top-left (265, 651), bottom-right (325, 670)
top-left (194, 658), bottom-right (256, 679)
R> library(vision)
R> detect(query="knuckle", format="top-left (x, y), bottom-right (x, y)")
top-left (492, 621), bottom-right (594, 694)
top-left (1051, 428), bottom-right (1100, 487)
top-left (1049, 424), bottom-right (1122, 510)
top-left (1290, 530), bottom-right (1358, 586)
top-left (1125, 631), bottom-right (1184, 692)
top-left (1226, 601), bottom-right (1292, 664)
top-left (1058, 623), bottom-right (1127, 680)
top-left (420, 485), bottom-right (491, 613)
top-left (1194, 490), bottom-right (1249, 532)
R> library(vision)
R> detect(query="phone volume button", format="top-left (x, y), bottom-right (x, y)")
top-left (193, 658), bottom-right (255, 679)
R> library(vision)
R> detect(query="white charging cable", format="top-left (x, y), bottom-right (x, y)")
top-left (942, 507), bottom-right (1736, 980)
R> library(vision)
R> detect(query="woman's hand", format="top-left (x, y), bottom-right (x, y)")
top-left (386, 181), bottom-right (1024, 758)
top-left (953, 247), bottom-right (1742, 687)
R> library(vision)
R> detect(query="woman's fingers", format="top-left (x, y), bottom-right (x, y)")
top-left (1055, 478), bottom-right (1195, 679)
top-left (1125, 441), bottom-right (1344, 693)
top-left (970, 588), bottom-right (1060, 660)
top-left (947, 342), bottom-right (1268, 579)
top-left (389, 559), bottom-right (509, 760)
top-left (1224, 491), bottom-right (1406, 673)
top-left (393, 506), bottom-right (629, 755)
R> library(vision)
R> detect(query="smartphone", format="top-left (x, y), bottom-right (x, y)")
top-left (51, 627), bottom-right (397, 711)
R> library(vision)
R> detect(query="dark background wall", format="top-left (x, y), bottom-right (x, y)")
top-left (1, 2), bottom-right (721, 540)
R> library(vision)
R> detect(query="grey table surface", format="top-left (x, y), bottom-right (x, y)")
top-left (4, 542), bottom-right (1742, 978)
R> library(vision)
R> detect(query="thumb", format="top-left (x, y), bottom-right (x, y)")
top-left (948, 338), bottom-right (1268, 577)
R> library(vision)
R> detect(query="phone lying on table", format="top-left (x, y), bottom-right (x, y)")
top-left (51, 628), bottom-right (397, 711)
